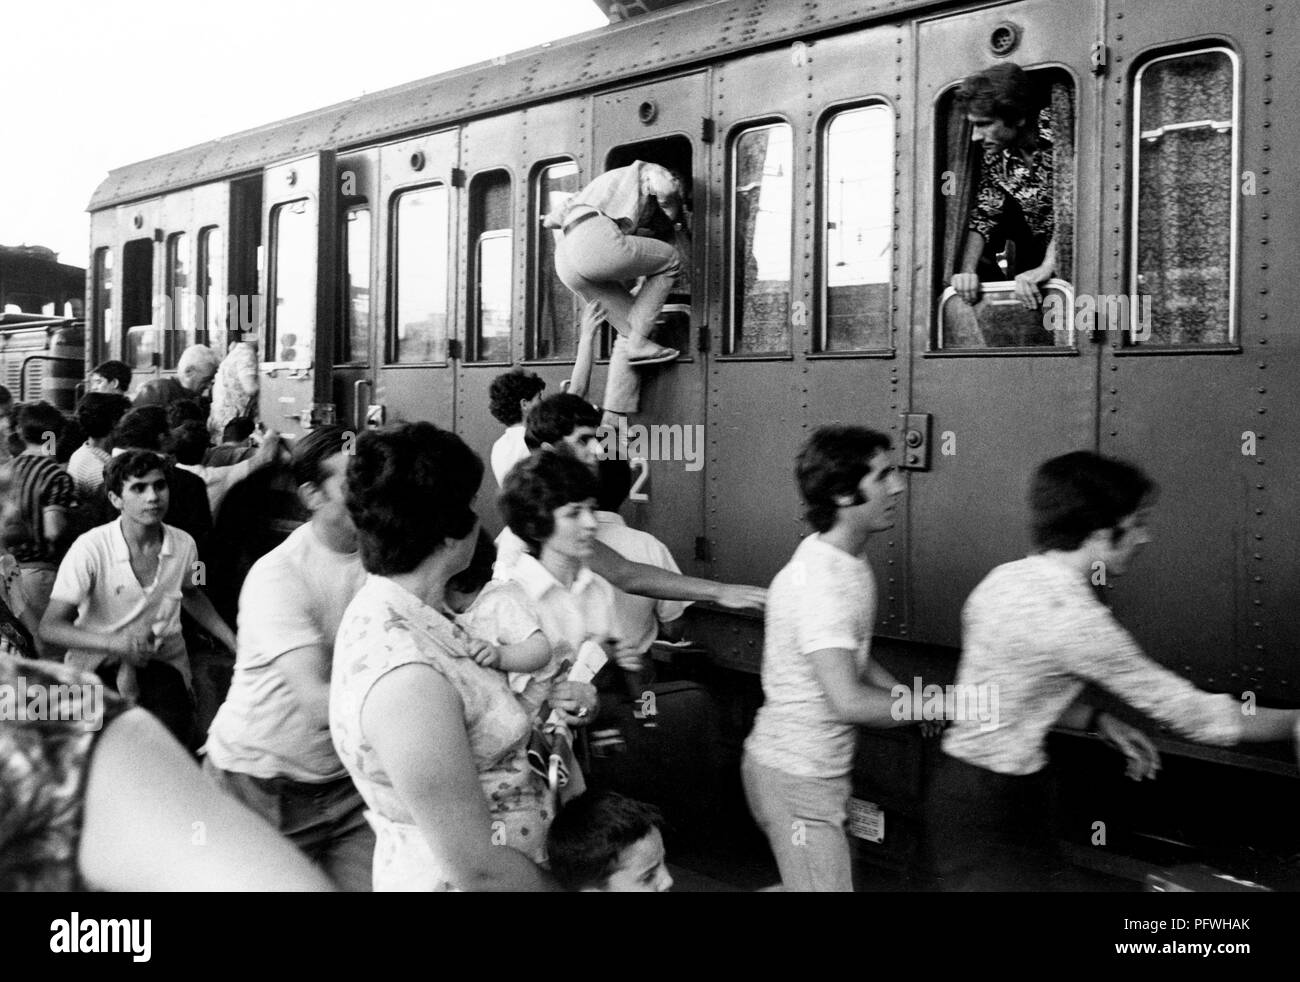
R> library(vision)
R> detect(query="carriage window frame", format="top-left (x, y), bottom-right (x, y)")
top-left (811, 99), bottom-right (897, 359)
top-left (527, 157), bottom-right (581, 363)
top-left (164, 231), bottom-right (193, 370)
top-left (336, 206), bottom-right (371, 368)
top-left (723, 118), bottom-right (796, 360)
top-left (388, 182), bottom-right (451, 367)
top-left (467, 168), bottom-right (514, 365)
top-left (1119, 44), bottom-right (1241, 355)
top-left (92, 247), bottom-right (113, 360)
top-left (266, 198), bottom-right (315, 370)
top-left (196, 225), bottom-right (220, 352)
top-left (926, 68), bottom-right (1082, 359)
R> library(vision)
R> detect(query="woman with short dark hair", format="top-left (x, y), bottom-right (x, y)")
top-left (329, 423), bottom-right (591, 891)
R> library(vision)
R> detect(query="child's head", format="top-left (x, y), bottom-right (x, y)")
top-left (546, 791), bottom-right (672, 892)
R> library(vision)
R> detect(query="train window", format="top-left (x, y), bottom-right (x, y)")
top-left (469, 170), bottom-right (513, 362)
top-left (337, 207), bottom-right (371, 365)
top-left (531, 160), bottom-right (580, 359)
top-left (729, 123), bottom-right (793, 355)
top-left (821, 104), bottom-right (893, 352)
top-left (1131, 48), bottom-right (1237, 345)
top-left (391, 185), bottom-right (449, 364)
top-left (198, 226), bottom-right (222, 350)
top-left (935, 70), bottom-right (1076, 350)
top-left (92, 248), bottom-right (113, 355)
top-left (269, 200), bottom-right (314, 365)
top-left (122, 238), bottom-right (155, 371)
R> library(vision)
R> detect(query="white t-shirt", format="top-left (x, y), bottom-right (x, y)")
top-left (594, 512), bottom-right (688, 655)
top-left (491, 425), bottom-right (530, 487)
top-left (52, 519), bottom-right (197, 685)
top-left (745, 534), bottom-right (876, 780)
top-left (204, 522), bottom-right (366, 782)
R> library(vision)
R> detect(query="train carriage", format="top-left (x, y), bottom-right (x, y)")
top-left (85, 0), bottom-right (1300, 888)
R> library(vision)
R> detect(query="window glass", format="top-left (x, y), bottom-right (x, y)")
top-left (122, 238), bottom-right (155, 371)
top-left (198, 226), bottom-right (222, 350)
top-left (270, 200), bottom-right (314, 364)
top-left (532, 161), bottom-right (580, 359)
top-left (93, 247), bottom-right (113, 354)
top-left (823, 105), bottom-right (893, 351)
top-left (164, 232), bottom-right (193, 369)
top-left (338, 208), bottom-right (371, 364)
top-left (731, 124), bottom-right (792, 354)
top-left (477, 231), bottom-right (512, 362)
top-left (1132, 49), bottom-right (1236, 344)
top-left (392, 186), bottom-right (449, 363)
top-left (470, 170), bottom-right (513, 362)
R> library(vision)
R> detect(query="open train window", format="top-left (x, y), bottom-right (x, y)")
top-left (122, 238), bottom-right (155, 371)
top-left (390, 185), bottom-right (449, 364)
top-left (336, 207), bottom-right (370, 366)
top-left (1129, 47), bottom-right (1238, 347)
top-left (818, 103), bottom-right (893, 353)
top-left (468, 170), bottom-right (512, 363)
top-left (728, 121), bottom-right (793, 355)
top-left (92, 247), bottom-right (113, 358)
top-left (530, 159), bottom-right (580, 360)
top-left (934, 67), bottom-right (1076, 351)
top-left (269, 200), bottom-right (314, 366)
top-left (197, 226), bottom-right (221, 354)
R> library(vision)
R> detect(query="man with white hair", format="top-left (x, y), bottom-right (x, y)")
top-left (133, 344), bottom-right (221, 415)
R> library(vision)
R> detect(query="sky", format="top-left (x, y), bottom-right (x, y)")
top-left (0, 0), bottom-right (608, 268)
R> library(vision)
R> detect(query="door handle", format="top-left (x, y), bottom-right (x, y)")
top-left (353, 379), bottom-right (371, 432)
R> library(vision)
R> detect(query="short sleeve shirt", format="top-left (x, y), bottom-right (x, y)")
top-left (943, 554), bottom-right (1243, 775)
top-left (9, 454), bottom-right (75, 564)
top-left (204, 523), bottom-right (366, 781)
top-left (67, 444), bottom-right (111, 503)
top-left (594, 512), bottom-right (689, 655)
top-left (50, 520), bottom-right (196, 685)
top-left (745, 535), bottom-right (877, 779)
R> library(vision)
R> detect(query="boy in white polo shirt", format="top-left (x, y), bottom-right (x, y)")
top-left (40, 449), bottom-right (236, 749)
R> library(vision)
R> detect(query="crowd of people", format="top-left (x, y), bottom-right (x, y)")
top-left (5, 337), bottom-right (1297, 893)
top-left (4, 59), bottom-right (1298, 893)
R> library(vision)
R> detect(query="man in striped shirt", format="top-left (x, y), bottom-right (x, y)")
top-left (7, 402), bottom-right (76, 631)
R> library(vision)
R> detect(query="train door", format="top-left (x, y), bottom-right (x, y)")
top-left (1097, 10), bottom-right (1286, 696)
top-left (907, 2), bottom-right (1102, 646)
top-left (371, 131), bottom-right (461, 429)
top-left (456, 110), bottom-right (531, 484)
top-left (332, 149), bottom-right (379, 433)
top-left (259, 152), bottom-right (340, 439)
top-left (592, 73), bottom-right (710, 576)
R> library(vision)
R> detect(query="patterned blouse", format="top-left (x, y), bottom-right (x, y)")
top-left (943, 554), bottom-right (1242, 776)
top-left (970, 105), bottom-right (1056, 246)
top-left (330, 574), bottom-right (550, 891)
top-left (1, 655), bottom-right (127, 890)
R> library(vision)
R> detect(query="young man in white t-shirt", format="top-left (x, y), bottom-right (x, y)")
top-left (743, 425), bottom-right (912, 892)
top-left (40, 450), bottom-right (236, 749)
top-left (203, 425), bottom-right (375, 891)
